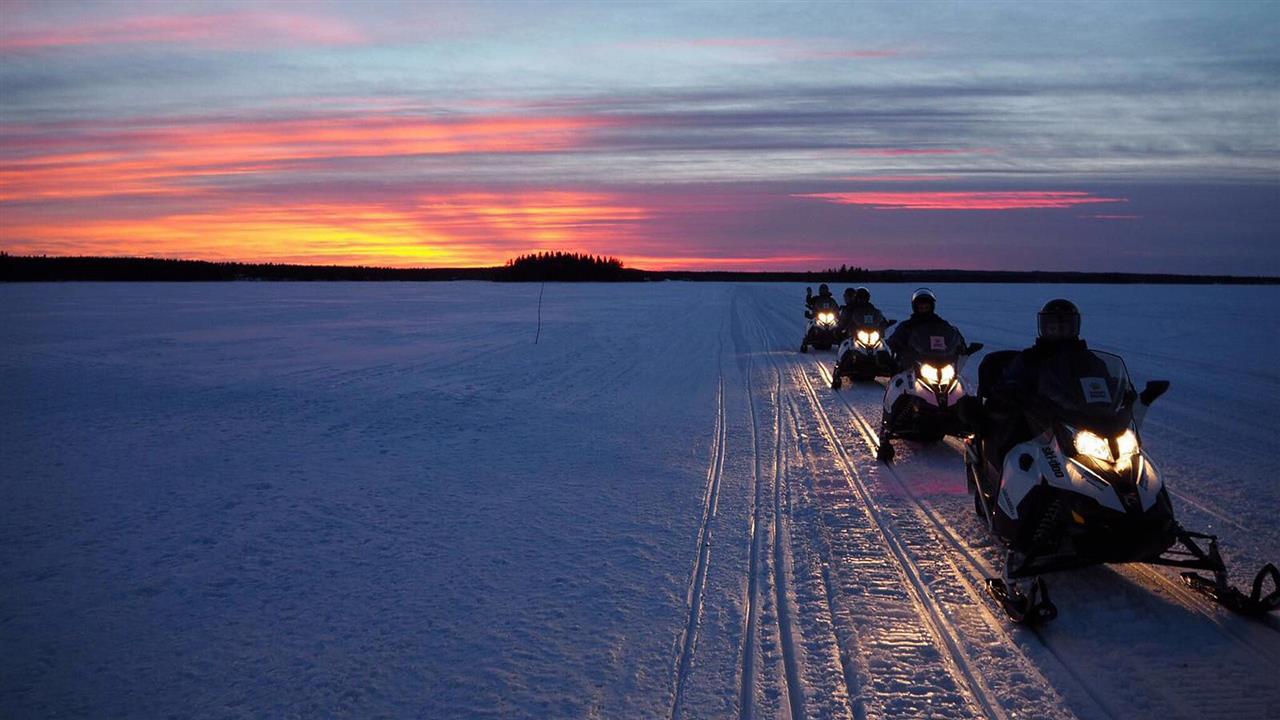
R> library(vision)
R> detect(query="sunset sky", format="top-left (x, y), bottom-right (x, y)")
top-left (1, 0), bottom-right (1277, 273)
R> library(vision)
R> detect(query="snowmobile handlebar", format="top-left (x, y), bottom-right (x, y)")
top-left (1139, 380), bottom-right (1170, 406)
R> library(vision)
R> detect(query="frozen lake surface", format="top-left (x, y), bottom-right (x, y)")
top-left (2, 281), bottom-right (1278, 719)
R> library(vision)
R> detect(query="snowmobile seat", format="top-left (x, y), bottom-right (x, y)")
top-left (975, 350), bottom-right (1027, 465)
top-left (978, 350), bottom-right (1019, 403)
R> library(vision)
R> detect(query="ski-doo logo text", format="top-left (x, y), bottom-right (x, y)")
top-left (1041, 448), bottom-right (1065, 478)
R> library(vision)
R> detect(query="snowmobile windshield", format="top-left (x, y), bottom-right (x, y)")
top-left (1037, 350), bottom-right (1134, 426)
top-left (904, 323), bottom-right (963, 365)
top-left (852, 309), bottom-right (886, 329)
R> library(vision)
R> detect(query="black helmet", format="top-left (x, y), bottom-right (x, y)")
top-left (843, 287), bottom-right (855, 302)
top-left (818, 283), bottom-right (831, 296)
top-left (854, 286), bottom-right (870, 304)
top-left (910, 287), bottom-right (936, 314)
top-left (1038, 298), bottom-right (1081, 340)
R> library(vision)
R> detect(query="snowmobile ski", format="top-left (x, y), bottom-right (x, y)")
top-left (986, 576), bottom-right (1057, 624)
top-left (1182, 562), bottom-right (1280, 617)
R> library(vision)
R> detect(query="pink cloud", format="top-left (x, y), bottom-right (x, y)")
top-left (795, 191), bottom-right (1128, 211)
top-left (0, 11), bottom-right (365, 51)
top-left (1083, 214), bottom-right (1142, 220)
top-left (0, 112), bottom-right (617, 201)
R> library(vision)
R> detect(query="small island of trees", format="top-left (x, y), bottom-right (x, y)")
top-left (502, 252), bottom-right (640, 282)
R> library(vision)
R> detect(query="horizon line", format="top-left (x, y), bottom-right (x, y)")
top-left (3, 252), bottom-right (1278, 282)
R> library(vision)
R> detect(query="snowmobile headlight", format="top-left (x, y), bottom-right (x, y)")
top-left (917, 363), bottom-right (954, 388)
top-left (817, 311), bottom-right (836, 326)
top-left (1116, 429), bottom-right (1139, 458)
top-left (1074, 429), bottom-right (1112, 462)
top-left (868, 330), bottom-right (880, 345)
top-left (857, 330), bottom-right (871, 344)
top-left (919, 363), bottom-right (939, 384)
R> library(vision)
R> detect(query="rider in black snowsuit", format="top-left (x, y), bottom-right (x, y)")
top-left (886, 288), bottom-right (965, 368)
top-left (806, 284), bottom-right (839, 313)
top-left (984, 299), bottom-right (1111, 458)
top-left (838, 287), bottom-right (886, 335)
top-left (836, 287), bottom-right (893, 370)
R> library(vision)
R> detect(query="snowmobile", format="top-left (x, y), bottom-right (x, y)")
top-left (801, 302), bottom-right (842, 353)
top-left (962, 349), bottom-right (1280, 623)
top-left (876, 326), bottom-right (982, 462)
top-left (831, 318), bottom-right (897, 389)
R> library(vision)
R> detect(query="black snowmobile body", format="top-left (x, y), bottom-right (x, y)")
top-left (832, 319), bottom-right (897, 388)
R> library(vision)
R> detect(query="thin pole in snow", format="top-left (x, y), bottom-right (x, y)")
top-left (535, 281), bottom-right (544, 344)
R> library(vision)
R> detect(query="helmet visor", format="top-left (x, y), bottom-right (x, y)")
top-left (1038, 312), bottom-right (1080, 339)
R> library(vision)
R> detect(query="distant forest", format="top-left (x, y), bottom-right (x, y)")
top-left (1, 252), bottom-right (1275, 284)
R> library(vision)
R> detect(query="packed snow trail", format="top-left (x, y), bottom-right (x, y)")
top-left (761, 286), bottom-right (1280, 719)
top-left (3, 282), bottom-right (1278, 719)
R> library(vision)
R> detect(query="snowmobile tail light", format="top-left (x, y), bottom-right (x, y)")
top-left (1074, 430), bottom-right (1112, 462)
top-left (1116, 429), bottom-right (1139, 458)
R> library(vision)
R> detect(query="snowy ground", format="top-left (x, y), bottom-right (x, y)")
top-left (2, 281), bottom-right (1278, 719)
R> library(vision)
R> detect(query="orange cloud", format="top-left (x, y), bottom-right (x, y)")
top-left (795, 191), bottom-right (1127, 210)
top-left (0, 191), bottom-right (650, 268)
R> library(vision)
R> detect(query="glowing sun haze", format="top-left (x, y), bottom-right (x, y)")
top-left (1, 0), bottom-right (1277, 273)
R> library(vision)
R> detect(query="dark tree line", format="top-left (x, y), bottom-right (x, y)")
top-left (817, 264), bottom-right (869, 281)
top-left (0, 253), bottom-right (499, 282)
top-left (1, 252), bottom-right (1274, 285)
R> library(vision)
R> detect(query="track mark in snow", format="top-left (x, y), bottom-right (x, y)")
top-left (672, 371), bottom-right (728, 720)
top-left (771, 373), bottom-right (806, 720)
top-left (784, 396), bottom-right (864, 720)
top-left (740, 343), bottom-right (766, 718)
top-left (788, 363), bottom-right (1008, 717)
top-left (741, 306), bottom-right (805, 719)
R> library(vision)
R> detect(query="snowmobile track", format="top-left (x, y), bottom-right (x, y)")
top-left (739, 340), bottom-right (767, 718)
top-left (671, 370), bottom-right (728, 720)
top-left (790, 361), bottom-right (1009, 720)
top-left (770, 374), bottom-right (806, 720)
top-left (783, 394), bottom-right (866, 719)
top-left (812, 361), bottom-right (1115, 718)
top-left (740, 307), bottom-right (805, 719)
